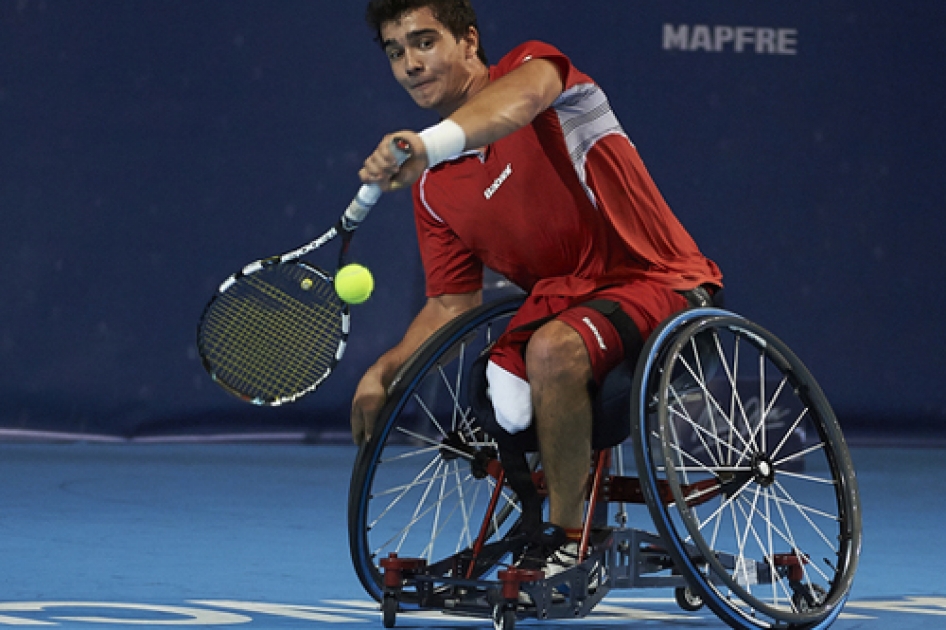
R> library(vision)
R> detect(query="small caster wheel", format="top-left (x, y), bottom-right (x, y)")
top-left (492, 603), bottom-right (516, 630)
top-left (382, 593), bottom-right (397, 628)
top-left (675, 585), bottom-right (704, 612)
top-left (792, 583), bottom-right (827, 613)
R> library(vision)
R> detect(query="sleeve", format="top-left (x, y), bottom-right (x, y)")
top-left (491, 40), bottom-right (593, 92)
top-left (412, 177), bottom-right (483, 297)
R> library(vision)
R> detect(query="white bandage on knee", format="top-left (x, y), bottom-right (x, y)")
top-left (418, 119), bottom-right (466, 168)
top-left (485, 360), bottom-right (533, 434)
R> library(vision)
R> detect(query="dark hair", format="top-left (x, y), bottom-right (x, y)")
top-left (365, 0), bottom-right (487, 65)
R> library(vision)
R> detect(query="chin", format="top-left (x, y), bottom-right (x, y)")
top-left (411, 95), bottom-right (440, 110)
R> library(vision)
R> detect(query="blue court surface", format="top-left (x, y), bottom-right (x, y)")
top-left (1, 442), bottom-right (942, 629)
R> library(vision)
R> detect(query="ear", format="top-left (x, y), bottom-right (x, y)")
top-left (461, 26), bottom-right (480, 62)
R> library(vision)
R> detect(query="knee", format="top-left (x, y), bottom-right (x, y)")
top-left (525, 321), bottom-right (591, 385)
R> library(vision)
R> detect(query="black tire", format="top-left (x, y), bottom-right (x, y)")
top-left (492, 604), bottom-right (517, 630)
top-left (792, 583), bottom-right (828, 613)
top-left (382, 594), bottom-right (397, 628)
top-left (632, 308), bottom-right (861, 629)
top-left (349, 296), bottom-right (528, 604)
top-left (675, 585), bottom-right (704, 612)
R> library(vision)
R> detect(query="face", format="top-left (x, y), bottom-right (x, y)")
top-left (380, 7), bottom-right (481, 116)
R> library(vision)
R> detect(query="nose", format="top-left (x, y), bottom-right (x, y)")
top-left (403, 48), bottom-right (423, 75)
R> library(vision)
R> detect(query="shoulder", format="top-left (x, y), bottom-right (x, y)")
top-left (499, 41), bottom-right (567, 67)
top-left (493, 40), bottom-right (592, 91)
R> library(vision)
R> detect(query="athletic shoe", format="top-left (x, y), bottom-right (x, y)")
top-left (516, 524), bottom-right (599, 595)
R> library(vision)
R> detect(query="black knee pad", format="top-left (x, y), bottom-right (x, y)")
top-left (580, 299), bottom-right (642, 450)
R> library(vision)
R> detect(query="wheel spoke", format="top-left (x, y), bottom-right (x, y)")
top-left (370, 454), bottom-right (443, 522)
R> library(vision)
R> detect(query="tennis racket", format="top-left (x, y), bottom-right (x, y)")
top-left (198, 138), bottom-right (411, 406)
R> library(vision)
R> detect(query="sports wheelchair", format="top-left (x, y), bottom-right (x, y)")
top-left (348, 295), bottom-right (861, 629)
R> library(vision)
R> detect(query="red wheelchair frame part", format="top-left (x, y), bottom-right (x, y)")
top-left (463, 447), bottom-right (723, 574)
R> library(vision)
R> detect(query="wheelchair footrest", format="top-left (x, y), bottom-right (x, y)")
top-left (375, 528), bottom-right (700, 623)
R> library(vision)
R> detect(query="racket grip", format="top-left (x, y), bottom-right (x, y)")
top-left (343, 137), bottom-right (413, 227)
top-left (346, 184), bottom-right (382, 224)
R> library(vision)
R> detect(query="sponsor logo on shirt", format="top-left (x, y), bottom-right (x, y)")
top-left (484, 163), bottom-right (513, 199)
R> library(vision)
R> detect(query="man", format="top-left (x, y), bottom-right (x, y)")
top-left (352, 0), bottom-right (722, 575)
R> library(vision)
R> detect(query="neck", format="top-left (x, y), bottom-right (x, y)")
top-left (435, 63), bottom-right (490, 118)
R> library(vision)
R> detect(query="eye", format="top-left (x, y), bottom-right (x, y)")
top-left (417, 37), bottom-right (435, 50)
top-left (385, 47), bottom-right (404, 61)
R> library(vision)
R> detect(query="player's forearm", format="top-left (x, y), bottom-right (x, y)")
top-left (429, 59), bottom-right (564, 160)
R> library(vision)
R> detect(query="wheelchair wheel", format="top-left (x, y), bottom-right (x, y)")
top-left (632, 308), bottom-right (861, 629)
top-left (349, 295), bottom-right (527, 603)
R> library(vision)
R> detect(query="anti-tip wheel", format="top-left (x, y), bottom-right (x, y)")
top-left (492, 603), bottom-right (516, 630)
top-left (675, 585), bottom-right (704, 612)
top-left (381, 594), bottom-right (397, 628)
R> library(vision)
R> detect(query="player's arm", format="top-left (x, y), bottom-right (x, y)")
top-left (351, 289), bottom-right (482, 445)
top-left (448, 57), bottom-right (565, 152)
top-left (362, 58), bottom-right (565, 188)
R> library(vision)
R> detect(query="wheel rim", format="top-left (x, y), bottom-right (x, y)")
top-left (349, 298), bottom-right (528, 603)
top-left (638, 312), bottom-right (861, 629)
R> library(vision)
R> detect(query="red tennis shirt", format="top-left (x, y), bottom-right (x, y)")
top-left (411, 40), bottom-right (722, 299)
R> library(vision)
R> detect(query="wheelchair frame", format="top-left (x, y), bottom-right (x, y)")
top-left (348, 296), bottom-right (861, 630)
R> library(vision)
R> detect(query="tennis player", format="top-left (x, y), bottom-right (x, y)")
top-left (352, 0), bottom-right (723, 576)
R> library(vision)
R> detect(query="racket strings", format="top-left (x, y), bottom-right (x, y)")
top-left (206, 299), bottom-right (329, 395)
top-left (210, 283), bottom-right (337, 386)
top-left (199, 266), bottom-right (346, 403)
top-left (204, 289), bottom-right (336, 400)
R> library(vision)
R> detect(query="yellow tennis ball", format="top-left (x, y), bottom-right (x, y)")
top-left (334, 264), bottom-right (374, 304)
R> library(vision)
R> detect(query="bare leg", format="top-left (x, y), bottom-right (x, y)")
top-left (525, 320), bottom-right (593, 530)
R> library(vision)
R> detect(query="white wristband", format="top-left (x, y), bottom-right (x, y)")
top-left (419, 119), bottom-right (466, 168)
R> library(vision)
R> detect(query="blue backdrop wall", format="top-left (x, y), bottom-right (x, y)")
top-left (2, 1), bottom-right (944, 441)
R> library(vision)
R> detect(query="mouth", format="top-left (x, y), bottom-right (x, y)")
top-left (404, 76), bottom-right (441, 109)
top-left (409, 78), bottom-right (435, 92)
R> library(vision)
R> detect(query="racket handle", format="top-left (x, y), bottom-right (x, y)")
top-left (343, 137), bottom-right (412, 227)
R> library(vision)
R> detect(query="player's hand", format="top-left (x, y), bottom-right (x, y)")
top-left (351, 367), bottom-right (388, 446)
top-left (360, 130), bottom-right (427, 192)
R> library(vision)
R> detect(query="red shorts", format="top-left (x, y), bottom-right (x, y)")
top-left (490, 281), bottom-right (688, 385)
top-left (484, 281), bottom-right (688, 434)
